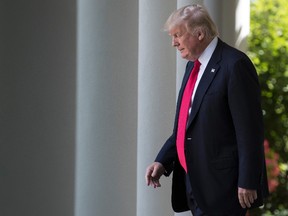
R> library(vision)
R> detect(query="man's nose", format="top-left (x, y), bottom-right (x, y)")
top-left (172, 37), bottom-right (178, 47)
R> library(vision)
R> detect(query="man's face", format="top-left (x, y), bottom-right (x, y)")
top-left (169, 24), bottom-right (201, 61)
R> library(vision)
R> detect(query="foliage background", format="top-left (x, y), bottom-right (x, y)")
top-left (247, 0), bottom-right (288, 215)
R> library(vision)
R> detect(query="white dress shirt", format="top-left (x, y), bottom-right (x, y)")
top-left (188, 37), bottom-right (218, 115)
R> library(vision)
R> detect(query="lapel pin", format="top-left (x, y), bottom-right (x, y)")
top-left (211, 68), bottom-right (215, 73)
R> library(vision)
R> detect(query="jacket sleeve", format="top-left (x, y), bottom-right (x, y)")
top-left (155, 133), bottom-right (177, 176)
top-left (228, 56), bottom-right (265, 189)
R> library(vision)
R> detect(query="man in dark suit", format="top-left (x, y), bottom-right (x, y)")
top-left (145, 4), bottom-right (268, 216)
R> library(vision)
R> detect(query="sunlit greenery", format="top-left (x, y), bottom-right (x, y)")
top-left (247, 0), bottom-right (288, 215)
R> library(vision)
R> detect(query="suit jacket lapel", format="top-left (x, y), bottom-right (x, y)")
top-left (186, 39), bottom-right (223, 128)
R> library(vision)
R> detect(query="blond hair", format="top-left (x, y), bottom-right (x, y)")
top-left (164, 4), bottom-right (218, 39)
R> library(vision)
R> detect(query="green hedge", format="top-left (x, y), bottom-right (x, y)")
top-left (247, 0), bottom-right (288, 215)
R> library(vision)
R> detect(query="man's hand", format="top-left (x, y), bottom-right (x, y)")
top-left (238, 187), bottom-right (257, 208)
top-left (145, 162), bottom-right (165, 188)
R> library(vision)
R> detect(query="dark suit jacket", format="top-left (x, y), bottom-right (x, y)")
top-left (155, 39), bottom-right (269, 215)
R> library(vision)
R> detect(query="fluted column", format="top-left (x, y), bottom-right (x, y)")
top-left (75, 0), bottom-right (138, 216)
top-left (137, 1), bottom-right (177, 216)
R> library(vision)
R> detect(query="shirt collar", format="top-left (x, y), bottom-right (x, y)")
top-left (198, 37), bottom-right (218, 67)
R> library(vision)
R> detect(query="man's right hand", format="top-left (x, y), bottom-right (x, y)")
top-left (145, 162), bottom-right (165, 188)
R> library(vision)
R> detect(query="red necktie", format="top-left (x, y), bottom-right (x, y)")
top-left (176, 60), bottom-right (201, 172)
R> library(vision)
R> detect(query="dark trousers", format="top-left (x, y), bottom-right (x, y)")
top-left (185, 175), bottom-right (247, 216)
top-left (185, 174), bottom-right (207, 215)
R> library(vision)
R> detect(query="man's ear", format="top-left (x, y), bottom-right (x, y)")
top-left (198, 31), bottom-right (204, 41)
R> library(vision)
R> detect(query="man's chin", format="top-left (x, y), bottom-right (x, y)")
top-left (180, 53), bottom-right (188, 59)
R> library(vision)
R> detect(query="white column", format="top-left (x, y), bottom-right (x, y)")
top-left (0, 1), bottom-right (76, 216)
top-left (204, 0), bottom-right (249, 51)
top-left (137, 1), bottom-right (177, 216)
top-left (75, 0), bottom-right (138, 216)
top-left (235, 0), bottom-right (250, 51)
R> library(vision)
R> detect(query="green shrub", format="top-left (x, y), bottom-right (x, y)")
top-left (248, 0), bottom-right (288, 215)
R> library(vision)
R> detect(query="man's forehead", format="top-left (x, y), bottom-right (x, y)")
top-left (169, 25), bottom-right (186, 35)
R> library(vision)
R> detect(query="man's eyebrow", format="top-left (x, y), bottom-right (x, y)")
top-left (170, 31), bottom-right (180, 37)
